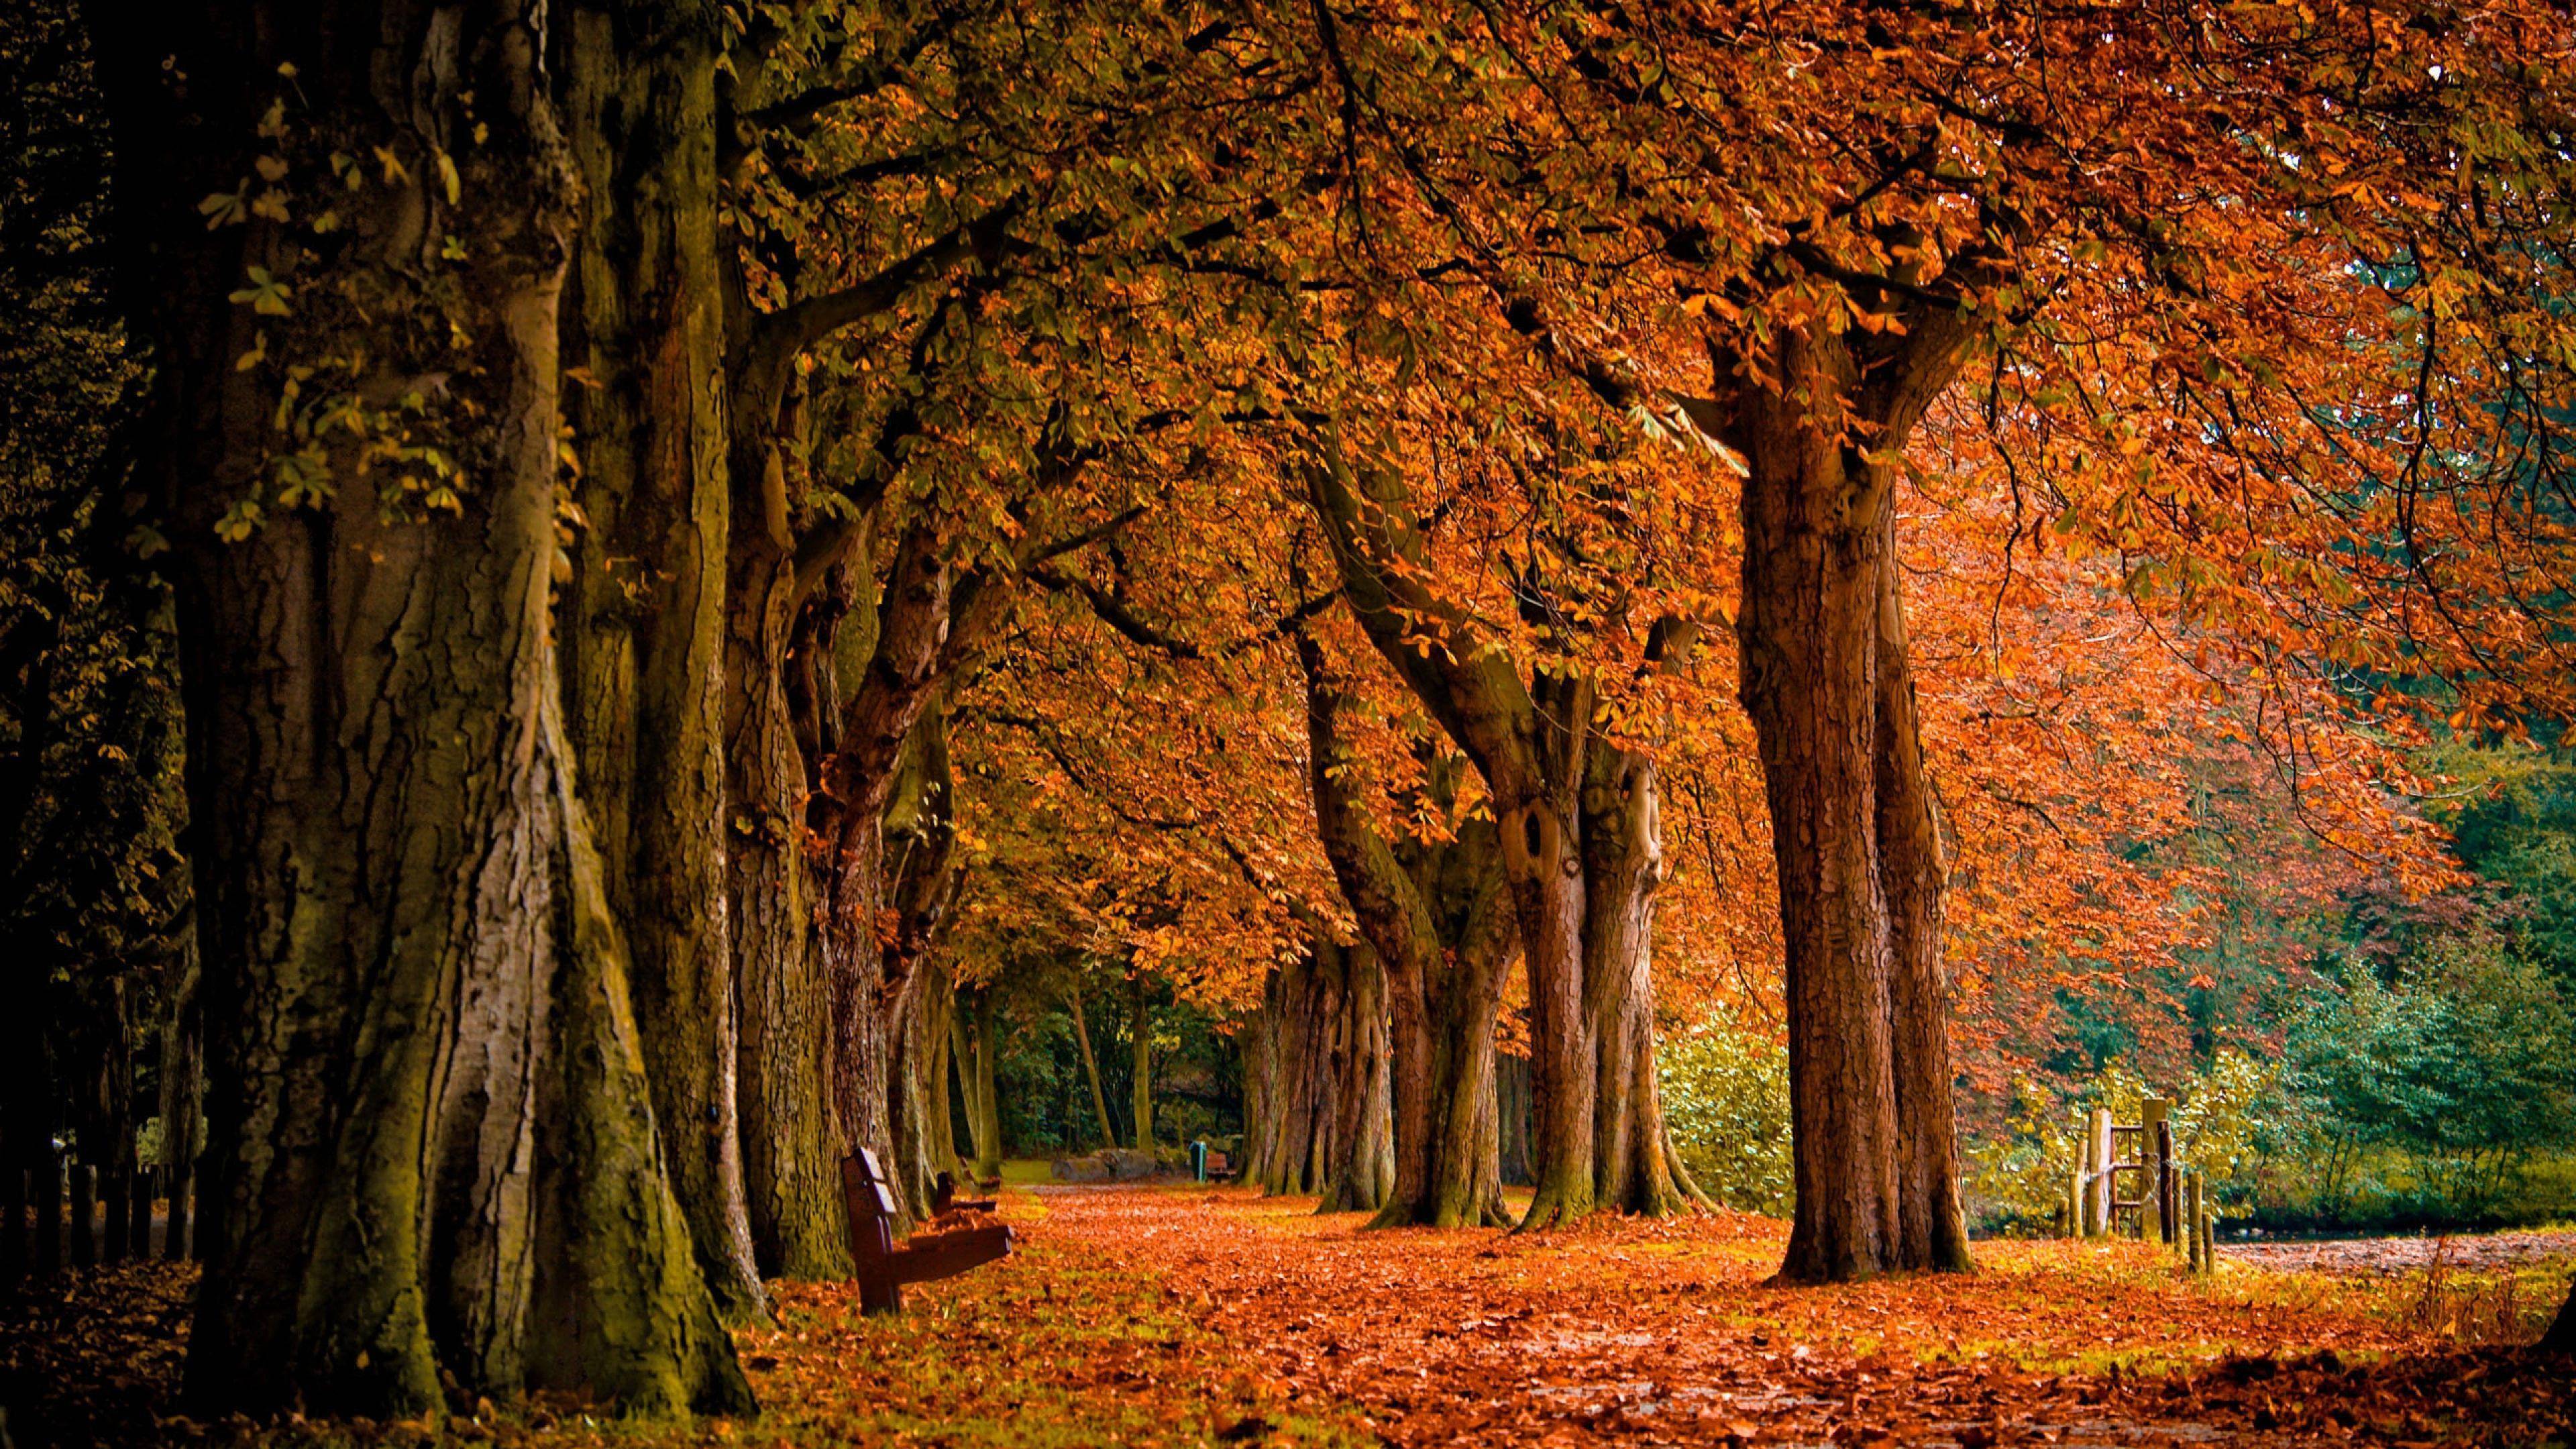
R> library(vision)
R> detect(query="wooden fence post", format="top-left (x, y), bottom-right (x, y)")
top-left (2085, 1108), bottom-right (2113, 1236)
top-left (2194, 1165), bottom-right (2215, 1268)
top-left (2140, 1099), bottom-right (2169, 1244)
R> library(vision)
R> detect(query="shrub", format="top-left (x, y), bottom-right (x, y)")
top-left (1659, 1022), bottom-right (1793, 1214)
top-left (2283, 932), bottom-right (2576, 1220)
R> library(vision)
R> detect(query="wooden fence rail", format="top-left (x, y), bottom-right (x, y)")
top-left (2066, 1095), bottom-right (2218, 1275)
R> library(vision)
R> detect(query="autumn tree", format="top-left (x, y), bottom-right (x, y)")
top-left (85, 0), bottom-right (748, 1415)
top-left (1296, 616), bottom-right (1519, 1226)
top-left (1242, 0), bottom-right (2576, 1282)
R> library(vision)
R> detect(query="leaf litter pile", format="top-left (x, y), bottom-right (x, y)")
top-left (5, 1184), bottom-right (2572, 1448)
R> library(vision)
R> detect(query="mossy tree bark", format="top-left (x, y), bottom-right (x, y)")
top-left (556, 0), bottom-right (761, 1322)
top-left (89, 0), bottom-right (748, 1414)
top-left (1307, 455), bottom-right (1696, 1228)
top-left (1297, 630), bottom-right (1512, 1228)
top-left (964, 993), bottom-right (1003, 1182)
top-left (883, 701), bottom-right (965, 1214)
top-left (720, 398), bottom-right (846, 1276)
top-left (1717, 301), bottom-right (1975, 1283)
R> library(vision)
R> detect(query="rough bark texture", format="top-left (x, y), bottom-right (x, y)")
top-left (1317, 943), bottom-right (1395, 1214)
top-left (155, 928), bottom-right (203, 1256)
top-left (1241, 924), bottom-right (1395, 1208)
top-left (1246, 951), bottom-right (1326, 1195)
top-left (1719, 309), bottom-right (1974, 1283)
top-left (91, 0), bottom-right (749, 1413)
top-left (1874, 517), bottom-right (1974, 1273)
top-left (883, 703), bottom-right (965, 1216)
top-left (1307, 456), bottom-right (1695, 1228)
top-left (1297, 633), bottom-right (1511, 1227)
top-left (557, 0), bottom-right (761, 1322)
top-left (1580, 745), bottom-right (1695, 1216)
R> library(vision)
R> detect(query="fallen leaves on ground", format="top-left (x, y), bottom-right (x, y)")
top-left (5, 1185), bottom-right (2572, 1448)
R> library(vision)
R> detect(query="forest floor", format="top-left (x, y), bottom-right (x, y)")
top-left (4, 1178), bottom-right (2572, 1448)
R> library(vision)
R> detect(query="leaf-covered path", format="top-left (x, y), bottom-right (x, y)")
top-left (1017, 1183), bottom-right (2572, 1448)
top-left (8, 1181), bottom-right (2574, 1448)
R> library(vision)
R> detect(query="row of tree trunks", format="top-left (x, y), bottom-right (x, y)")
top-left (1305, 454), bottom-right (1698, 1229)
top-left (1296, 631), bottom-right (1513, 1227)
top-left (1238, 926), bottom-right (1393, 1210)
top-left (1719, 309), bottom-right (1974, 1283)
top-left (89, 0), bottom-right (751, 1413)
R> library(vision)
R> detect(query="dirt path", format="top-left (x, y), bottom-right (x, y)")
top-left (2222, 1230), bottom-right (2576, 1277)
top-left (1031, 1183), bottom-right (2575, 1448)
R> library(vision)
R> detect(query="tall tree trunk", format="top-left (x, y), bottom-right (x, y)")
top-left (1580, 747), bottom-right (1695, 1217)
top-left (156, 924), bottom-right (202, 1254)
top-left (1297, 634), bottom-right (1509, 1226)
top-left (1067, 985), bottom-right (1118, 1150)
top-left (1255, 955), bottom-right (1328, 1195)
top-left (1238, 998), bottom-right (1275, 1179)
top-left (1874, 519), bottom-right (1973, 1273)
top-left (1734, 360), bottom-right (1903, 1283)
top-left (915, 959), bottom-right (967, 1187)
top-left (556, 0), bottom-right (761, 1321)
top-left (969, 997), bottom-right (1002, 1182)
top-left (883, 702), bottom-right (964, 1216)
top-left (1721, 314), bottom-right (1975, 1283)
top-left (1497, 781), bottom-right (1601, 1228)
top-left (724, 437), bottom-right (847, 1277)
top-left (1128, 977), bottom-right (1155, 1153)
top-left (803, 528), bottom-right (1002, 1221)
top-left (1496, 1051), bottom-right (1532, 1188)
top-left (947, 999), bottom-right (981, 1170)
top-left (1319, 942), bottom-right (1394, 1214)
top-left (91, 1), bottom-right (749, 1412)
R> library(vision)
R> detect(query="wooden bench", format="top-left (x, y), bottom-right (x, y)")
top-left (841, 1149), bottom-right (1014, 1315)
